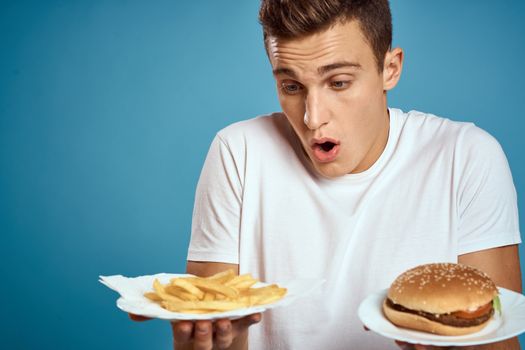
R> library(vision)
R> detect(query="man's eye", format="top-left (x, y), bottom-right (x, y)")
top-left (281, 82), bottom-right (303, 95)
top-left (330, 80), bottom-right (350, 90)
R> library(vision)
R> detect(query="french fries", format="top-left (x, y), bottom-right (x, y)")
top-left (144, 270), bottom-right (287, 314)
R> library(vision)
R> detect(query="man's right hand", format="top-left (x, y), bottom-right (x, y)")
top-left (171, 313), bottom-right (262, 350)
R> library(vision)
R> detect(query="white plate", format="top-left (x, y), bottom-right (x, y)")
top-left (358, 287), bottom-right (525, 346)
top-left (100, 273), bottom-right (324, 321)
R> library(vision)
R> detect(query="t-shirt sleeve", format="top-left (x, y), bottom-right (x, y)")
top-left (187, 134), bottom-right (243, 264)
top-left (456, 125), bottom-right (521, 255)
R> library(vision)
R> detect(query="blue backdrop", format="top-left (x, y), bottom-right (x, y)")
top-left (1, 1), bottom-right (524, 349)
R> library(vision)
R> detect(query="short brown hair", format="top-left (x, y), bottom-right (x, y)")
top-left (259, 0), bottom-right (392, 72)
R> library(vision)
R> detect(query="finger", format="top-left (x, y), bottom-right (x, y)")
top-left (214, 319), bottom-right (233, 349)
top-left (128, 314), bottom-right (151, 322)
top-left (396, 342), bottom-right (449, 350)
top-left (414, 345), bottom-right (450, 350)
top-left (414, 344), bottom-right (446, 350)
top-left (171, 321), bottom-right (193, 345)
top-left (395, 340), bottom-right (415, 350)
top-left (414, 344), bottom-right (444, 350)
top-left (193, 321), bottom-right (213, 350)
top-left (248, 313), bottom-right (262, 324)
top-left (231, 313), bottom-right (262, 338)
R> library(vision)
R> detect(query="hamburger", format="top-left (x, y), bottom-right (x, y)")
top-left (383, 263), bottom-right (500, 336)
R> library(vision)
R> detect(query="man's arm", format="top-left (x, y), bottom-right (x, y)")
top-left (172, 261), bottom-right (260, 350)
top-left (458, 245), bottom-right (522, 293)
top-left (457, 244), bottom-right (522, 350)
top-left (186, 261), bottom-right (239, 277)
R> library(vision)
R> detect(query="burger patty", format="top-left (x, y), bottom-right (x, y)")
top-left (386, 298), bottom-right (494, 327)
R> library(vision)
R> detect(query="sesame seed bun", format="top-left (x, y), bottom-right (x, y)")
top-left (383, 263), bottom-right (498, 335)
top-left (388, 263), bottom-right (497, 313)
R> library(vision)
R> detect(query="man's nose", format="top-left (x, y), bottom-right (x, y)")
top-left (303, 91), bottom-right (329, 130)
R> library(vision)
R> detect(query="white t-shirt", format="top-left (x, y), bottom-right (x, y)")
top-left (188, 108), bottom-right (521, 349)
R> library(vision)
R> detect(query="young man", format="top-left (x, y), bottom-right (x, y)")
top-left (167, 1), bottom-right (522, 349)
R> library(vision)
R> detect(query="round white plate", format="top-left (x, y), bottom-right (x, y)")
top-left (358, 287), bottom-right (525, 346)
top-left (100, 273), bottom-right (324, 321)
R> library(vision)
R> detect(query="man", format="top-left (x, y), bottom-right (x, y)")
top-left (135, 1), bottom-right (522, 349)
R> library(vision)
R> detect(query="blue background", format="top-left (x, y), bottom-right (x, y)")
top-left (1, 1), bottom-right (524, 349)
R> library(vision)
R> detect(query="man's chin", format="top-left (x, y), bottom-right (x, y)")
top-left (312, 162), bottom-right (349, 179)
top-left (304, 149), bottom-right (355, 178)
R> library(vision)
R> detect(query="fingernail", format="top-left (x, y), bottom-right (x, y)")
top-left (196, 324), bottom-right (209, 334)
top-left (218, 323), bottom-right (230, 332)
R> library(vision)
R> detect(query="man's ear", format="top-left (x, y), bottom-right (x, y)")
top-left (383, 47), bottom-right (404, 91)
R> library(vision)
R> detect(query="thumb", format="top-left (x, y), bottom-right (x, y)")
top-left (129, 313), bottom-right (151, 322)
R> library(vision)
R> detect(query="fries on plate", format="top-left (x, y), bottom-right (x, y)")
top-left (144, 270), bottom-right (287, 314)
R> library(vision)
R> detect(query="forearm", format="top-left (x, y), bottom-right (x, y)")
top-left (458, 246), bottom-right (522, 350)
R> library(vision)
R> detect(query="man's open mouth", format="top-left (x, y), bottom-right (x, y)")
top-left (311, 138), bottom-right (340, 152)
top-left (318, 141), bottom-right (337, 152)
top-left (310, 138), bottom-right (341, 162)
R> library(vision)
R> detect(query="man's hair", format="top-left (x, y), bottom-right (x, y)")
top-left (259, 0), bottom-right (392, 72)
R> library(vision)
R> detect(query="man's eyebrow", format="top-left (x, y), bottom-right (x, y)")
top-left (272, 67), bottom-right (297, 79)
top-left (273, 62), bottom-right (361, 79)
top-left (318, 61), bottom-right (361, 75)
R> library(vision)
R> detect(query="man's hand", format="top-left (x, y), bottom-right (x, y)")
top-left (395, 341), bottom-right (472, 350)
top-left (395, 341), bottom-right (458, 350)
top-left (129, 313), bottom-right (261, 350)
top-left (171, 313), bottom-right (261, 350)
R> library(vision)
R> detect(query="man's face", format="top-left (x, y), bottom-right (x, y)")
top-left (268, 20), bottom-right (393, 178)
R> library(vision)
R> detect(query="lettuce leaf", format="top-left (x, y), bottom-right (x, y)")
top-left (493, 295), bottom-right (502, 316)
